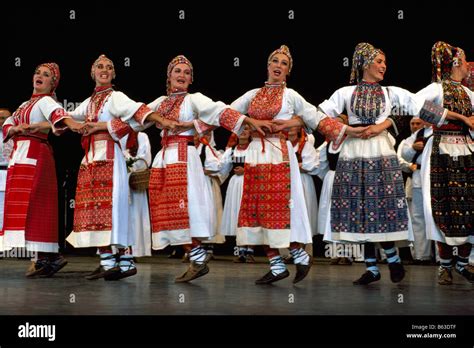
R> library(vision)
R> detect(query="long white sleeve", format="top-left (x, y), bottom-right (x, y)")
top-left (312, 142), bottom-right (329, 180)
top-left (387, 86), bottom-right (425, 117)
top-left (318, 86), bottom-right (352, 117)
top-left (219, 147), bottom-right (234, 177)
top-left (191, 93), bottom-right (246, 134)
top-left (397, 139), bottom-right (412, 173)
top-left (70, 98), bottom-right (90, 122)
top-left (230, 89), bottom-right (259, 114)
top-left (288, 88), bottom-right (325, 132)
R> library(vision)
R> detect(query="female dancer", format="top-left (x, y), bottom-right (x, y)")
top-left (416, 42), bottom-right (474, 285)
top-left (231, 45), bottom-right (365, 284)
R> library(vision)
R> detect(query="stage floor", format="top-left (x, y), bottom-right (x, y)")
top-left (0, 256), bottom-right (472, 315)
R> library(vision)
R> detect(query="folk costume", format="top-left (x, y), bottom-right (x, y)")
top-left (231, 45), bottom-right (347, 284)
top-left (66, 55), bottom-right (153, 280)
top-left (318, 43), bottom-right (450, 284)
top-left (144, 55), bottom-right (245, 282)
top-left (415, 42), bottom-right (474, 284)
top-left (1, 63), bottom-right (69, 277)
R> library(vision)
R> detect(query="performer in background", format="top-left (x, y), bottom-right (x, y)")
top-left (399, 117), bottom-right (434, 265)
top-left (220, 127), bottom-right (256, 263)
top-left (281, 118), bottom-right (320, 261)
top-left (120, 131), bottom-right (152, 259)
top-left (195, 131), bottom-right (228, 258)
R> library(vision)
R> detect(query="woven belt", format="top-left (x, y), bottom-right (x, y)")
top-left (161, 134), bottom-right (195, 161)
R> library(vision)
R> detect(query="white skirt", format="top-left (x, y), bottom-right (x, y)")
top-left (202, 176), bottom-right (226, 244)
top-left (300, 173), bottom-right (318, 236)
top-left (221, 174), bottom-right (244, 237)
top-left (318, 170), bottom-right (335, 242)
top-left (128, 183), bottom-right (152, 257)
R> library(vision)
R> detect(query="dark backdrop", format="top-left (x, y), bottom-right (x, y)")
top-left (0, 1), bottom-right (470, 254)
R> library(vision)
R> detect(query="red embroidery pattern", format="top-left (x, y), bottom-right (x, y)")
top-left (73, 160), bottom-right (114, 232)
top-left (156, 94), bottom-right (186, 121)
top-left (238, 162), bottom-right (291, 230)
top-left (133, 104), bottom-right (152, 125)
top-left (195, 119), bottom-right (217, 134)
top-left (149, 164), bottom-right (189, 232)
top-left (106, 139), bottom-right (115, 160)
top-left (247, 85), bottom-right (284, 120)
top-left (110, 118), bottom-right (132, 139)
top-left (280, 137), bottom-right (289, 162)
top-left (87, 88), bottom-right (113, 122)
top-left (318, 117), bottom-right (344, 143)
top-left (3, 139), bottom-right (58, 243)
top-left (50, 108), bottom-right (69, 125)
top-left (219, 108), bottom-right (242, 132)
top-left (12, 97), bottom-right (42, 125)
top-left (4, 164), bottom-right (35, 232)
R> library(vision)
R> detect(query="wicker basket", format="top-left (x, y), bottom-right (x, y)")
top-left (129, 158), bottom-right (150, 191)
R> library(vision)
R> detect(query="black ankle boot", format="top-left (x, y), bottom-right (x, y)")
top-left (353, 271), bottom-right (381, 285)
top-left (388, 262), bottom-right (405, 283)
top-left (255, 270), bottom-right (290, 285)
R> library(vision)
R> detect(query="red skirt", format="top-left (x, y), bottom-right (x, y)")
top-left (2, 135), bottom-right (58, 251)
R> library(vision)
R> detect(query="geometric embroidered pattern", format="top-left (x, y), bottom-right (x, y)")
top-left (73, 160), bottom-right (114, 232)
top-left (247, 84), bottom-right (284, 120)
top-left (195, 119), bottom-right (216, 134)
top-left (12, 95), bottom-right (42, 125)
top-left (110, 118), bottom-right (132, 140)
top-left (442, 79), bottom-right (472, 117)
top-left (86, 88), bottom-right (113, 122)
top-left (50, 108), bottom-right (69, 125)
top-left (317, 117), bottom-right (346, 144)
top-left (331, 155), bottom-right (409, 234)
top-left (156, 93), bottom-right (186, 122)
top-left (238, 162), bottom-right (291, 230)
top-left (132, 104), bottom-right (153, 125)
top-left (430, 134), bottom-right (474, 237)
top-left (149, 164), bottom-right (189, 232)
top-left (350, 81), bottom-right (385, 125)
top-left (428, 80), bottom-right (474, 238)
top-left (420, 100), bottom-right (446, 125)
top-left (3, 143), bottom-right (58, 244)
top-left (219, 108), bottom-right (242, 132)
